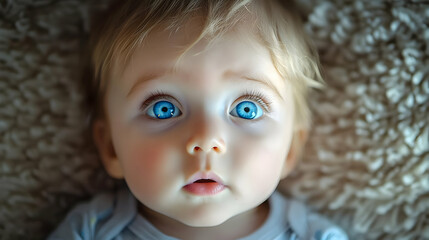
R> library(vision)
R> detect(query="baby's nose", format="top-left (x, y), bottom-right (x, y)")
top-left (186, 137), bottom-right (226, 155)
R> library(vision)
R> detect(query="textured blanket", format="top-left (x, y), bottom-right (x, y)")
top-left (0, 0), bottom-right (428, 239)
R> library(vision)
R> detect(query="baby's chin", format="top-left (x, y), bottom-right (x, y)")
top-left (174, 212), bottom-right (232, 227)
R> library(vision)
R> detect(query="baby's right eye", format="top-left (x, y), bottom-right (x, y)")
top-left (146, 100), bottom-right (182, 119)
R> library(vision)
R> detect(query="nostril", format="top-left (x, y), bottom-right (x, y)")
top-left (188, 143), bottom-right (225, 154)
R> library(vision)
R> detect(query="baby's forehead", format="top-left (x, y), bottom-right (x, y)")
top-left (113, 14), bottom-right (266, 80)
top-left (115, 4), bottom-right (266, 64)
top-left (110, 18), bottom-right (287, 101)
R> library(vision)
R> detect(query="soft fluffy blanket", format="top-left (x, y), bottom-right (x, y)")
top-left (0, 0), bottom-right (428, 239)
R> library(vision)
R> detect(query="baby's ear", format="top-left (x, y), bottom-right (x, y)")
top-left (280, 129), bottom-right (308, 179)
top-left (92, 119), bottom-right (124, 179)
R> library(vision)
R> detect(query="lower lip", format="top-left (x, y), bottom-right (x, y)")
top-left (183, 182), bottom-right (226, 195)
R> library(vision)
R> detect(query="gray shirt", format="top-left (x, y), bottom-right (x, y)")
top-left (48, 188), bottom-right (348, 240)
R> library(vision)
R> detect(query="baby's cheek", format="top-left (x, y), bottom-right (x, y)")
top-left (250, 149), bottom-right (283, 180)
top-left (231, 132), bottom-right (289, 192)
top-left (122, 141), bottom-right (179, 200)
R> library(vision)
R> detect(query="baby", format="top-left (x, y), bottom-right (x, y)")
top-left (49, 0), bottom-right (348, 239)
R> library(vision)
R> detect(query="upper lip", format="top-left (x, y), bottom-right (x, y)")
top-left (185, 172), bottom-right (225, 185)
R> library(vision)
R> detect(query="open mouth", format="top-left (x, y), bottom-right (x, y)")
top-left (194, 179), bottom-right (216, 183)
top-left (183, 173), bottom-right (226, 195)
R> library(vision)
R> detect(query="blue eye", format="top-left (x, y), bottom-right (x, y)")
top-left (230, 101), bottom-right (263, 120)
top-left (147, 100), bottom-right (181, 119)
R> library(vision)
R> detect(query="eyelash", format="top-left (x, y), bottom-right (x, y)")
top-left (239, 90), bottom-right (272, 113)
top-left (139, 90), bottom-right (272, 112)
top-left (139, 90), bottom-right (174, 111)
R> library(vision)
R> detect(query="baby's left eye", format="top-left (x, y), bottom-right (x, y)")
top-left (230, 101), bottom-right (263, 120)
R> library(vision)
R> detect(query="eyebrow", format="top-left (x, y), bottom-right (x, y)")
top-left (224, 70), bottom-right (283, 99)
top-left (127, 73), bottom-right (162, 99)
top-left (240, 75), bottom-right (283, 99)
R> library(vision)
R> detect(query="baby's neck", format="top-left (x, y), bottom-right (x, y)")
top-left (138, 201), bottom-right (269, 240)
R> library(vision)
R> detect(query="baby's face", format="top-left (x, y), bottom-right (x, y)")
top-left (97, 18), bottom-right (297, 227)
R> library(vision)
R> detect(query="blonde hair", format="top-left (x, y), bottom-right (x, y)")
top-left (88, 0), bottom-right (323, 129)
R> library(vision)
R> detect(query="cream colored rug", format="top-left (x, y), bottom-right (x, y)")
top-left (0, 0), bottom-right (428, 239)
